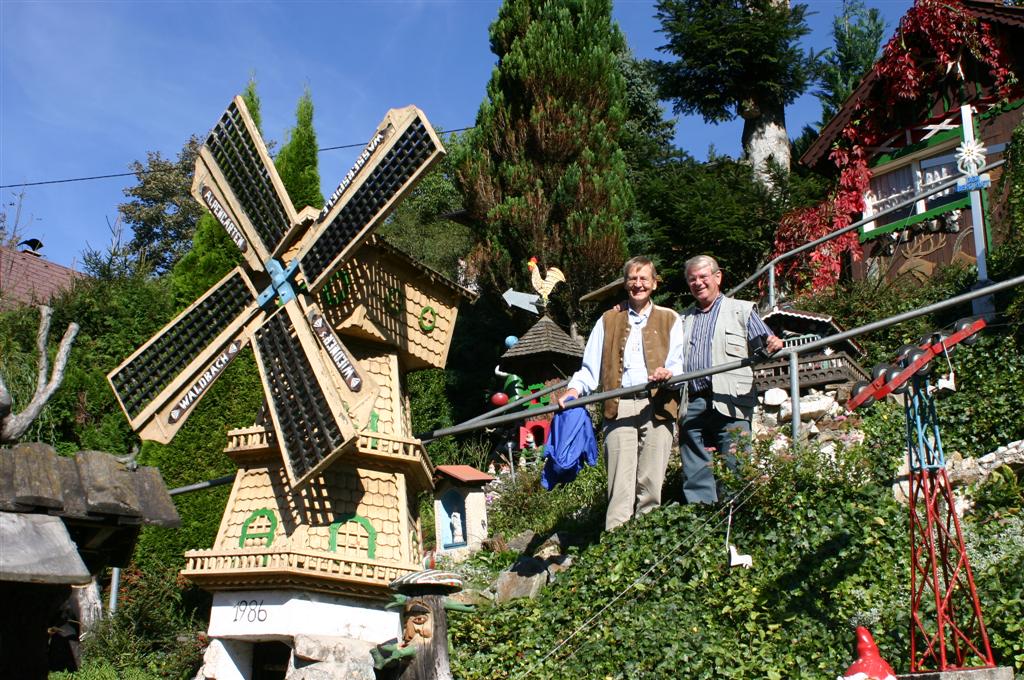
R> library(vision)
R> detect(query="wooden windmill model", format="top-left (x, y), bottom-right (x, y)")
top-left (107, 96), bottom-right (472, 669)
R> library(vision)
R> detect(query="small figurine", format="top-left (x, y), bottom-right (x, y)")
top-left (837, 627), bottom-right (896, 680)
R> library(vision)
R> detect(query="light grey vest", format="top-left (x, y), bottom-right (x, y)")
top-left (680, 295), bottom-right (757, 420)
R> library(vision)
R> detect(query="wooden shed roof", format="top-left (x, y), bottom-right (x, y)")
top-left (0, 246), bottom-right (83, 310)
top-left (0, 443), bottom-right (179, 527)
top-left (435, 465), bottom-right (494, 485)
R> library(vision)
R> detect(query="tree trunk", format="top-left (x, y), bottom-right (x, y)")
top-left (741, 104), bottom-right (790, 190)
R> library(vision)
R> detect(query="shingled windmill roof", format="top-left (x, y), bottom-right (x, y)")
top-left (502, 315), bottom-right (583, 361)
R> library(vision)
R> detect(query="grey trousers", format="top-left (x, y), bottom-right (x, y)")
top-left (680, 394), bottom-right (750, 504)
top-left (603, 396), bottom-right (673, 531)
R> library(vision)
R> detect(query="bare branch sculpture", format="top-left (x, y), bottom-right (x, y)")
top-left (0, 305), bottom-right (79, 444)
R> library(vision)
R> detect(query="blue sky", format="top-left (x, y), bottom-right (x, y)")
top-left (1, 0), bottom-right (911, 271)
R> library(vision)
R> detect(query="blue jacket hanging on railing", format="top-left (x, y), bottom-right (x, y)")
top-left (541, 398), bottom-right (598, 490)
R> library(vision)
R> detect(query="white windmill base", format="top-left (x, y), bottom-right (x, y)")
top-left (196, 589), bottom-right (398, 680)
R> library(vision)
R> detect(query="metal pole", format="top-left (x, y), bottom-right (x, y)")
top-left (959, 105), bottom-right (995, 319)
top-left (169, 474), bottom-right (235, 496)
top-left (768, 266), bottom-right (776, 310)
top-left (789, 352), bottom-right (800, 442)
top-left (108, 567), bottom-right (120, 614)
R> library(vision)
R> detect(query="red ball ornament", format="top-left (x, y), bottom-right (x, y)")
top-left (490, 392), bottom-right (509, 406)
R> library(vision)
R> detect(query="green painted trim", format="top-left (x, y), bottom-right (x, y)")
top-left (979, 97), bottom-right (1024, 120)
top-left (239, 508), bottom-right (278, 548)
top-left (872, 127), bottom-right (962, 168)
top-left (859, 197), bottom-right (971, 242)
top-left (329, 513), bottom-right (377, 560)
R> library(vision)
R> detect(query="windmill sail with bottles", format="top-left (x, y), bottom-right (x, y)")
top-left (107, 95), bottom-right (445, 487)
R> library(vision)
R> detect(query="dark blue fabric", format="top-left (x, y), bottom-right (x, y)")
top-left (541, 399), bottom-right (599, 490)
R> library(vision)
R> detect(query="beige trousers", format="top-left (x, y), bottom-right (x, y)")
top-left (603, 396), bottom-right (673, 531)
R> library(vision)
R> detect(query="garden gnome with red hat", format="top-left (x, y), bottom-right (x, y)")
top-left (838, 627), bottom-right (896, 680)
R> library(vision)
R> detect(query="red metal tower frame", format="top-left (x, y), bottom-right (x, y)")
top-left (850, 318), bottom-right (995, 672)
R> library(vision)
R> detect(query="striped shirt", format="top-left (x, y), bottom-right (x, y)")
top-left (684, 295), bottom-right (772, 393)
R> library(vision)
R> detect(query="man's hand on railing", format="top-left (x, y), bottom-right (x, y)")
top-left (557, 388), bottom-right (580, 409)
top-left (766, 335), bottom-right (783, 354)
top-left (648, 367), bottom-right (673, 382)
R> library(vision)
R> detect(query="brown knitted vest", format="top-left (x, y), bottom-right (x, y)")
top-left (598, 305), bottom-right (679, 422)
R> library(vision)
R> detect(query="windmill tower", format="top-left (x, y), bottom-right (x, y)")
top-left (107, 96), bottom-right (473, 678)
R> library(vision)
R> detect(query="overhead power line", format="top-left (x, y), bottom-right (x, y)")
top-left (0, 126), bottom-right (474, 190)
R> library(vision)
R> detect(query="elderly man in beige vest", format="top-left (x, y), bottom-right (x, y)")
top-left (558, 256), bottom-right (682, 531)
top-left (673, 255), bottom-right (782, 504)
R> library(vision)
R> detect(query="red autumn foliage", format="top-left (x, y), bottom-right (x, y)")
top-left (772, 0), bottom-right (1018, 295)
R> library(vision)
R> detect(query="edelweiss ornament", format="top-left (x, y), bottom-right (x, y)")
top-left (955, 139), bottom-right (987, 177)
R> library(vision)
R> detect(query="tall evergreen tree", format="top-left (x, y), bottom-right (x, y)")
top-left (814, 0), bottom-right (886, 126)
top-left (650, 0), bottom-right (816, 187)
top-left (452, 0), bottom-right (631, 325)
top-left (274, 88), bottom-right (324, 212)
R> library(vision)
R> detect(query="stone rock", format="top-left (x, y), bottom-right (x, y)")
top-left (288, 659), bottom-right (375, 680)
top-left (780, 393), bottom-right (836, 422)
top-left (763, 388), bottom-right (788, 407)
top-left (494, 556), bottom-right (549, 603)
top-left (761, 410), bottom-right (779, 428)
top-left (546, 554), bottom-right (574, 580)
top-left (506, 530), bottom-right (536, 554)
top-left (481, 535), bottom-right (509, 553)
top-left (196, 638), bottom-right (252, 680)
top-left (531, 531), bottom-right (575, 560)
top-left (292, 635), bottom-right (372, 663)
top-left (449, 588), bottom-right (491, 607)
top-left (892, 459), bottom-right (912, 505)
top-left (289, 635), bottom-right (375, 680)
top-left (800, 393), bottom-right (836, 421)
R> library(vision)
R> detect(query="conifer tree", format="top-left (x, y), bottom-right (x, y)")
top-left (814, 0), bottom-right (885, 126)
top-left (650, 0), bottom-right (816, 187)
top-left (453, 0), bottom-right (631, 324)
top-left (274, 88), bottom-right (324, 212)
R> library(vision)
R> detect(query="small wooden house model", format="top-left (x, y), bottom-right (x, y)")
top-left (180, 238), bottom-right (475, 675)
top-left (433, 464), bottom-right (494, 561)
top-left (754, 308), bottom-right (870, 397)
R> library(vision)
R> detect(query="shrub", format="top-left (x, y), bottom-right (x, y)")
top-left (77, 565), bottom-right (206, 680)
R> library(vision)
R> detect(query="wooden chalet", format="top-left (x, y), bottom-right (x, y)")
top-left (754, 308), bottom-right (870, 397)
top-left (180, 236), bottom-right (476, 602)
top-left (800, 0), bottom-right (1024, 284)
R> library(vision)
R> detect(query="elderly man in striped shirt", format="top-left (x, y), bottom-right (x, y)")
top-left (673, 254), bottom-right (782, 504)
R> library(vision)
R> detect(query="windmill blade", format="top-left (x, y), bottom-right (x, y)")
top-left (198, 95), bottom-right (300, 262)
top-left (251, 303), bottom-right (361, 488)
top-left (301, 299), bottom-right (380, 431)
top-left (107, 268), bottom-right (261, 443)
top-left (298, 105), bottom-right (446, 294)
top-left (192, 150), bottom-right (268, 273)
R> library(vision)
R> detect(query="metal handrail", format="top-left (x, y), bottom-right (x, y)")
top-left (417, 273), bottom-right (1024, 442)
top-left (727, 159), bottom-right (1005, 308)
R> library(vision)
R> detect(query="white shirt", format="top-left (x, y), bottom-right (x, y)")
top-left (568, 303), bottom-right (682, 396)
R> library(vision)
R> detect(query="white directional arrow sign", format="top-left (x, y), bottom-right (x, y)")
top-left (502, 288), bottom-right (541, 315)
